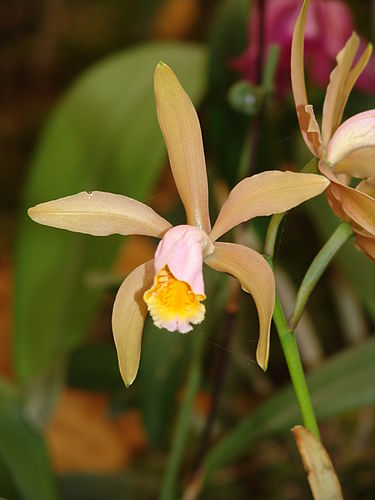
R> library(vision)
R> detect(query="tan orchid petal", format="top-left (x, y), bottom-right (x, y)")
top-left (325, 185), bottom-right (349, 222)
top-left (329, 182), bottom-right (375, 236)
top-left (322, 35), bottom-right (372, 145)
top-left (205, 242), bottom-right (275, 370)
top-left (292, 425), bottom-right (344, 500)
top-left (28, 191), bottom-right (172, 237)
top-left (154, 63), bottom-right (211, 233)
top-left (355, 234), bottom-right (375, 262)
top-left (112, 260), bottom-right (154, 386)
top-left (327, 110), bottom-right (375, 167)
top-left (321, 163), bottom-right (375, 235)
top-left (305, 105), bottom-right (323, 154)
top-left (291, 0), bottom-right (321, 157)
top-left (209, 171), bottom-right (329, 241)
top-left (357, 177), bottom-right (375, 197)
top-left (334, 147), bottom-right (375, 178)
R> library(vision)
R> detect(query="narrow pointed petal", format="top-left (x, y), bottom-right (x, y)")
top-left (320, 163), bottom-right (375, 235)
top-left (291, 0), bottom-right (321, 157)
top-left (334, 147), bottom-right (375, 178)
top-left (28, 191), bottom-right (172, 237)
top-left (327, 110), bottom-right (375, 167)
top-left (322, 34), bottom-right (372, 145)
top-left (112, 260), bottom-right (154, 386)
top-left (209, 171), bottom-right (329, 241)
top-left (154, 63), bottom-right (211, 232)
top-left (205, 242), bottom-right (275, 370)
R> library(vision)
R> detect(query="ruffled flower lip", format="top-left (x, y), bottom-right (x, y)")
top-left (143, 265), bottom-right (206, 334)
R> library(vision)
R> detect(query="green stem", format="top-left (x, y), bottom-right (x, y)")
top-left (264, 212), bottom-right (285, 257)
top-left (159, 333), bottom-right (204, 500)
top-left (261, 44), bottom-right (281, 94)
top-left (273, 293), bottom-right (321, 439)
top-left (289, 221), bottom-right (352, 329)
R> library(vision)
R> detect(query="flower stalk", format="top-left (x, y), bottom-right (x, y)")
top-left (272, 293), bottom-right (320, 439)
top-left (289, 221), bottom-right (353, 329)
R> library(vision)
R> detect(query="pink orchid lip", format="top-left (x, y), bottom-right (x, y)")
top-left (153, 225), bottom-right (214, 295)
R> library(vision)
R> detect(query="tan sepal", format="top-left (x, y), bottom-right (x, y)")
top-left (154, 62), bottom-right (211, 232)
top-left (290, 0), bottom-right (321, 157)
top-left (28, 191), bottom-right (172, 237)
top-left (322, 33), bottom-right (372, 144)
top-left (112, 260), bottom-right (154, 386)
top-left (209, 171), bottom-right (329, 241)
top-left (205, 242), bottom-right (275, 370)
top-left (320, 163), bottom-right (375, 236)
top-left (292, 425), bottom-right (343, 500)
top-left (355, 234), bottom-right (375, 262)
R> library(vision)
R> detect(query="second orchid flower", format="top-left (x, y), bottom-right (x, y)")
top-left (291, 0), bottom-right (375, 261)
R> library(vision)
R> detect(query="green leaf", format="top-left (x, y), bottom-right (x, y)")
top-left (138, 268), bottom-right (229, 449)
top-left (206, 0), bottom-right (250, 185)
top-left (138, 318), bottom-right (193, 448)
top-left (306, 196), bottom-right (375, 322)
top-left (15, 42), bottom-right (207, 383)
top-left (0, 379), bottom-right (58, 500)
top-left (203, 337), bottom-right (375, 476)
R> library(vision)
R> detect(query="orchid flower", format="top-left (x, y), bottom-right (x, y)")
top-left (232, 0), bottom-right (375, 96)
top-left (28, 63), bottom-right (329, 386)
top-left (292, 0), bottom-right (375, 261)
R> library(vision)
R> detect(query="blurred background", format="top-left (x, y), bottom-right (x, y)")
top-left (1, 0), bottom-right (375, 498)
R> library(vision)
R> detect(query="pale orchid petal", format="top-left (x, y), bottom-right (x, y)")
top-left (327, 110), bottom-right (375, 167)
top-left (334, 147), bottom-right (375, 178)
top-left (112, 260), bottom-right (155, 387)
top-left (322, 33), bottom-right (372, 144)
top-left (28, 191), bottom-right (172, 237)
top-left (205, 242), bottom-right (275, 370)
top-left (320, 164), bottom-right (375, 235)
top-left (355, 234), bottom-right (375, 262)
top-left (154, 63), bottom-right (211, 233)
top-left (209, 171), bottom-right (329, 241)
top-left (291, 0), bottom-right (322, 157)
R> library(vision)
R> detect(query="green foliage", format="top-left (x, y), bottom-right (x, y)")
top-left (138, 319), bottom-right (193, 449)
top-left (206, 0), bottom-right (251, 185)
top-left (307, 196), bottom-right (375, 322)
top-left (15, 43), bottom-right (207, 383)
top-left (0, 379), bottom-right (58, 500)
top-left (203, 337), bottom-right (375, 476)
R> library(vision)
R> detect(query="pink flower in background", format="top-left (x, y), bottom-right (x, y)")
top-left (232, 0), bottom-right (375, 95)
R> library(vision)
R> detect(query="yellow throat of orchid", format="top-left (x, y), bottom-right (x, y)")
top-left (143, 265), bottom-right (206, 334)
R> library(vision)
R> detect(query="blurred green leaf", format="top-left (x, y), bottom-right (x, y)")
top-left (306, 196), bottom-right (375, 322)
top-left (0, 379), bottom-right (58, 500)
top-left (67, 342), bottom-right (123, 392)
top-left (15, 43), bottom-right (207, 383)
top-left (206, 0), bottom-right (250, 185)
top-left (138, 318), bottom-right (193, 449)
top-left (57, 471), bottom-right (159, 500)
top-left (138, 268), bottom-right (229, 449)
top-left (203, 336), bottom-right (375, 475)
